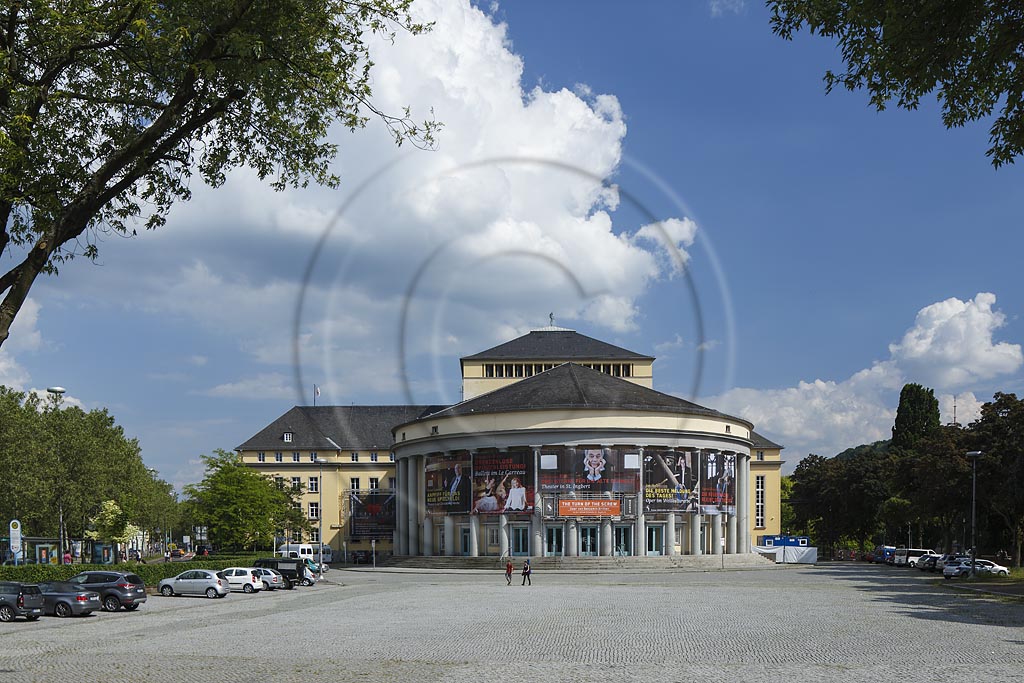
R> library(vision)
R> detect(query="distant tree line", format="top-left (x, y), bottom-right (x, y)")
top-left (785, 384), bottom-right (1024, 566)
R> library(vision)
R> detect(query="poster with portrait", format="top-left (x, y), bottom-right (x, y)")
top-left (424, 451), bottom-right (472, 513)
top-left (469, 450), bottom-right (534, 515)
top-left (349, 490), bottom-right (396, 539)
top-left (699, 451), bottom-right (736, 515)
top-left (643, 450), bottom-right (700, 512)
top-left (538, 447), bottom-right (639, 494)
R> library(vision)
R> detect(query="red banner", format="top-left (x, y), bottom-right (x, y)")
top-left (558, 499), bottom-right (621, 517)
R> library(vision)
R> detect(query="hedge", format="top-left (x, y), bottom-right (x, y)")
top-left (0, 554), bottom-right (267, 586)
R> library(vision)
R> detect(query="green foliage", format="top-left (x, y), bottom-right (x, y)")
top-left (0, 0), bottom-right (441, 348)
top-left (769, 0), bottom-right (1024, 167)
top-left (0, 554), bottom-right (263, 586)
top-left (971, 392), bottom-right (1024, 566)
top-left (86, 500), bottom-right (140, 544)
top-left (891, 383), bottom-right (940, 451)
top-left (184, 449), bottom-right (308, 550)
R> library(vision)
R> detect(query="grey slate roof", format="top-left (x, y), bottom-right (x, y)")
top-left (237, 405), bottom-right (443, 451)
top-left (405, 363), bottom-right (750, 427)
top-left (750, 431), bottom-right (784, 450)
top-left (461, 330), bottom-right (654, 361)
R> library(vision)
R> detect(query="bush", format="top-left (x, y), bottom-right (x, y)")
top-left (0, 554), bottom-right (266, 586)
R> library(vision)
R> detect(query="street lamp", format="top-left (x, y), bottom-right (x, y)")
top-left (314, 457), bottom-right (327, 578)
top-left (965, 451), bottom-right (983, 578)
top-left (46, 386), bottom-right (66, 564)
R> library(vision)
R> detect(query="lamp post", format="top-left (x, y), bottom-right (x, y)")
top-left (314, 457), bottom-right (327, 578)
top-left (965, 451), bottom-right (983, 578)
top-left (46, 387), bottom-right (66, 564)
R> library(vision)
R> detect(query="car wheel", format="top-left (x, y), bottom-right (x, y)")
top-left (125, 604), bottom-right (140, 611)
top-left (301, 578), bottom-right (312, 586)
top-left (206, 587), bottom-right (218, 599)
top-left (103, 596), bottom-right (121, 612)
top-left (160, 585), bottom-right (174, 597)
top-left (55, 602), bottom-right (72, 618)
top-left (243, 583), bottom-right (254, 594)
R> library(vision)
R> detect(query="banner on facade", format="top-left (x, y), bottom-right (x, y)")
top-left (538, 447), bottom-right (639, 494)
top-left (349, 490), bottom-right (396, 540)
top-left (643, 450), bottom-right (700, 513)
top-left (469, 450), bottom-right (534, 515)
top-left (425, 451), bottom-right (472, 512)
top-left (699, 451), bottom-right (736, 515)
top-left (558, 499), bottom-right (621, 517)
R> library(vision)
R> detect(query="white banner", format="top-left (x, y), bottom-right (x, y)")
top-left (9, 520), bottom-right (22, 561)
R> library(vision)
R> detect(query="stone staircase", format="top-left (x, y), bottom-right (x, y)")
top-left (375, 553), bottom-right (776, 571)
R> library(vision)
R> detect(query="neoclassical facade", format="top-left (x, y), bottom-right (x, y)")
top-left (392, 328), bottom-right (783, 558)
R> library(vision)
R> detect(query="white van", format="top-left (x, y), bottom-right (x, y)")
top-left (276, 543), bottom-right (333, 564)
top-left (893, 548), bottom-right (936, 567)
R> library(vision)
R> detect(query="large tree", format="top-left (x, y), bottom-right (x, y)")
top-left (769, 0), bottom-right (1024, 167)
top-left (891, 383), bottom-right (940, 451)
top-left (970, 392), bottom-right (1024, 566)
top-left (0, 0), bottom-right (438, 348)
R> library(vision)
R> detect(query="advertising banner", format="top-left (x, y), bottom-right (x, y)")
top-left (538, 447), bottom-right (639, 494)
top-left (8, 520), bottom-right (21, 563)
top-left (558, 499), bottom-right (621, 517)
top-left (470, 450), bottom-right (534, 515)
top-left (425, 451), bottom-right (472, 513)
top-left (699, 451), bottom-right (736, 515)
top-left (643, 450), bottom-right (699, 513)
top-left (36, 543), bottom-right (57, 565)
top-left (91, 543), bottom-right (114, 564)
top-left (349, 490), bottom-right (396, 540)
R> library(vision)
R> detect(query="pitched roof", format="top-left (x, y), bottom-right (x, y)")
top-left (750, 431), bottom-right (784, 450)
top-left (407, 363), bottom-right (749, 426)
top-left (236, 405), bottom-right (443, 451)
top-left (461, 330), bottom-right (654, 361)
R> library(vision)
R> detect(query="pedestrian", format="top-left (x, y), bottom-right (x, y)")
top-left (164, 550), bottom-right (170, 563)
top-left (62, 550), bottom-right (72, 565)
top-left (505, 559), bottom-right (513, 585)
top-left (521, 559), bottom-right (531, 586)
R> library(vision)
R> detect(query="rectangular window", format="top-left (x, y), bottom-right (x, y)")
top-left (292, 452), bottom-right (300, 462)
top-left (308, 477), bottom-right (319, 493)
top-left (389, 453), bottom-right (395, 462)
top-left (291, 477), bottom-right (301, 490)
top-left (275, 477), bottom-right (284, 487)
top-left (369, 477), bottom-right (379, 490)
top-left (757, 450), bottom-right (765, 461)
top-left (274, 452), bottom-right (283, 462)
top-left (487, 527), bottom-right (498, 546)
top-left (308, 502), bottom-right (319, 519)
top-left (292, 529), bottom-right (302, 542)
top-left (388, 477), bottom-right (396, 489)
top-left (351, 477), bottom-right (360, 491)
top-left (725, 425), bottom-right (731, 434)
top-left (755, 475), bottom-right (766, 528)
top-left (309, 452), bottom-right (317, 462)
top-left (431, 426), bottom-right (439, 435)
top-left (370, 452), bottom-right (378, 462)
top-left (622, 364), bottom-right (631, 377)
top-left (309, 528), bottom-right (320, 543)
top-left (257, 452), bottom-right (265, 462)
top-left (504, 363), bottom-right (513, 377)
top-left (284, 432), bottom-right (292, 443)
top-left (484, 363), bottom-right (494, 378)
top-left (534, 364), bottom-right (543, 375)
top-left (514, 363), bottom-right (524, 377)
top-left (351, 452), bottom-right (359, 462)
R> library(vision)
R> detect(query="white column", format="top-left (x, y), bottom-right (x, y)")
top-left (470, 515), bottom-right (480, 557)
top-left (666, 512), bottom-right (677, 556)
top-left (600, 519), bottom-right (612, 556)
top-left (690, 511), bottom-right (702, 555)
top-left (443, 515), bottom-right (455, 557)
top-left (499, 514), bottom-right (509, 557)
top-left (711, 514), bottom-right (723, 555)
top-left (531, 493), bottom-right (544, 557)
top-left (406, 455), bottom-right (419, 555)
top-left (422, 515), bottom-right (433, 556)
top-left (566, 519), bottom-right (578, 557)
top-left (396, 458), bottom-right (408, 556)
top-left (726, 512), bottom-right (737, 554)
top-left (635, 513), bottom-right (645, 557)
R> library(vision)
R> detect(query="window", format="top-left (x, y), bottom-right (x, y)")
top-left (388, 477), bottom-right (396, 489)
top-left (351, 452), bottom-right (359, 462)
top-left (292, 502), bottom-right (301, 512)
top-left (283, 432), bottom-right (293, 443)
top-left (257, 452), bottom-right (265, 462)
top-left (309, 452), bottom-right (317, 462)
top-left (431, 426), bottom-right (439, 435)
top-left (274, 452), bottom-right (283, 462)
top-left (757, 450), bottom-right (765, 461)
top-left (292, 452), bottom-right (300, 462)
top-left (309, 528), bottom-right (320, 543)
top-left (292, 530), bottom-right (302, 542)
top-left (487, 527), bottom-right (499, 546)
top-left (350, 477), bottom-right (360, 491)
top-left (389, 453), bottom-right (395, 462)
top-left (308, 502), bottom-right (319, 519)
top-left (755, 475), bottom-right (766, 528)
top-left (622, 364), bottom-right (631, 377)
top-left (485, 363), bottom-right (495, 378)
top-left (401, 432), bottom-right (406, 442)
top-left (725, 425), bottom-right (731, 434)
top-left (275, 477), bottom-right (284, 487)
top-left (369, 477), bottom-right (379, 490)
top-left (370, 452), bottom-right (378, 462)
top-left (291, 477), bottom-right (301, 490)
top-left (308, 477), bottom-right (319, 493)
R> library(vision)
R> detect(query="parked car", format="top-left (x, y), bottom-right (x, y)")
top-left (221, 567), bottom-right (264, 593)
top-left (169, 548), bottom-right (185, 559)
top-left (945, 558), bottom-right (1011, 578)
top-left (0, 581), bottom-right (44, 622)
top-left (917, 554), bottom-right (941, 572)
top-left (253, 568), bottom-right (285, 591)
top-left (975, 559), bottom-right (1011, 576)
top-left (252, 558), bottom-right (301, 588)
top-left (936, 553), bottom-right (969, 572)
top-left (158, 570), bottom-right (229, 598)
top-left (37, 581), bottom-right (101, 618)
top-left (67, 570), bottom-right (147, 612)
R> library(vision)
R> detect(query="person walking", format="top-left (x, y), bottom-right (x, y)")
top-left (505, 559), bottom-right (513, 585)
top-left (521, 559), bottom-right (532, 586)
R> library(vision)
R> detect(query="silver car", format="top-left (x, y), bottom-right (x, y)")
top-left (38, 581), bottom-right (102, 617)
top-left (253, 567), bottom-right (285, 591)
top-left (158, 570), bottom-right (229, 598)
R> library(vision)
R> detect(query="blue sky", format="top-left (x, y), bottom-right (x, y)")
top-left (3, 0), bottom-right (1022, 490)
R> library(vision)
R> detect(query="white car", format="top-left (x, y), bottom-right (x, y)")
top-left (943, 558), bottom-right (1011, 579)
top-left (253, 567), bottom-right (285, 591)
top-left (221, 567), bottom-right (264, 593)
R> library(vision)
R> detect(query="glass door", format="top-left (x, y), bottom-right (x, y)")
top-left (646, 525), bottom-right (663, 556)
top-left (512, 527), bottom-right (530, 556)
top-left (545, 526), bottom-right (563, 556)
top-left (460, 528), bottom-right (471, 556)
top-left (614, 526), bottom-right (632, 556)
top-left (580, 526), bottom-right (599, 556)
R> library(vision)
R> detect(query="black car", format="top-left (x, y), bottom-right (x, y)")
top-left (252, 558), bottom-right (299, 588)
top-left (67, 571), bottom-right (147, 612)
top-left (0, 581), bottom-right (44, 622)
top-left (38, 581), bottom-right (102, 617)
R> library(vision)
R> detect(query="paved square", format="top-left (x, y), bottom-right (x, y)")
top-left (1, 564), bottom-right (1021, 682)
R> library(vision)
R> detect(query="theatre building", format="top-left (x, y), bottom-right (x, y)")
top-left (238, 326), bottom-right (782, 559)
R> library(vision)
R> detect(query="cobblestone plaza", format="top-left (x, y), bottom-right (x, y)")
top-left (2, 564), bottom-right (1022, 682)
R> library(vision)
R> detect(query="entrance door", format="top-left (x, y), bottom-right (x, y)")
top-left (646, 525), bottom-right (663, 556)
top-left (545, 526), bottom-right (563, 556)
top-left (512, 527), bottom-right (530, 556)
top-left (580, 526), bottom-right (599, 556)
top-left (460, 528), bottom-right (471, 556)
top-left (438, 528), bottom-right (446, 556)
top-left (614, 526), bottom-right (632, 556)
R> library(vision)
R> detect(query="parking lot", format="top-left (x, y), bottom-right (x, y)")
top-left (1, 563), bottom-right (1022, 683)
